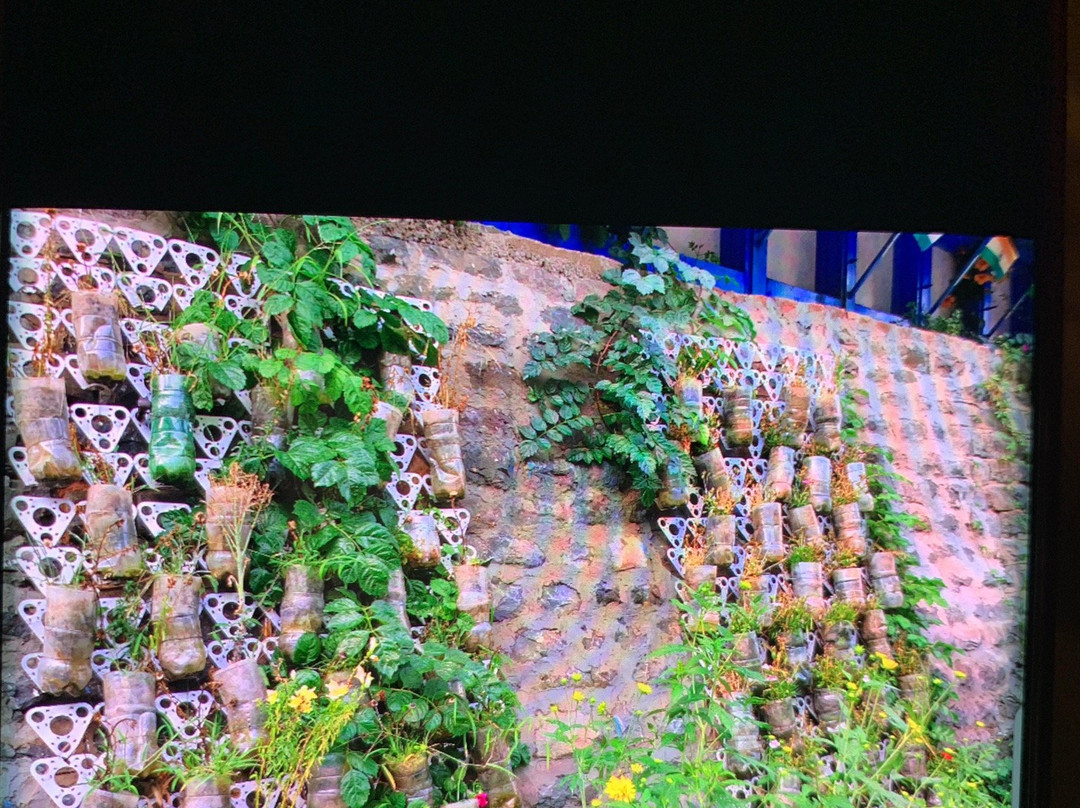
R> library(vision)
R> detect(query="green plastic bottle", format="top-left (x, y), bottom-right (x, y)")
top-left (148, 374), bottom-right (196, 483)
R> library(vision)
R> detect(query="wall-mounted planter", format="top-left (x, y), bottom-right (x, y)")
top-left (762, 698), bottom-right (798, 740)
top-left (724, 385), bottom-right (754, 446)
top-left (726, 694), bottom-right (762, 778)
top-left (900, 746), bottom-right (928, 781)
top-left (307, 752), bottom-right (347, 808)
top-left (279, 565), bottom-right (325, 660)
top-left (703, 515), bottom-right (737, 567)
top-left (386, 569), bottom-right (413, 638)
top-left (83, 790), bottom-right (140, 808)
top-left (250, 383), bottom-right (291, 448)
top-left (656, 458), bottom-right (689, 510)
top-left (764, 446), bottom-right (795, 500)
top-left (751, 502), bottom-right (785, 563)
top-left (867, 552), bottom-right (905, 609)
top-left (787, 505), bottom-right (823, 548)
top-left (812, 689), bottom-right (845, 731)
top-left (862, 609), bottom-right (892, 658)
top-left (692, 447), bottom-right (728, 495)
top-left (152, 574), bottom-right (205, 679)
top-left (803, 456), bottom-right (832, 513)
top-left (778, 381), bottom-right (811, 443)
top-left (373, 400), bottom-right (406, 441)
top-left (13, 376), bottom-right (82, 481)
top-left (148, 374), bottom-right (196, 484)
top-left (212, 657), bottom-right (267, 752)
top-left (822, 620), bottom-right (857, 660)
top-left (732, 632), bottom-right (764, 673)
top-left (812, 394), bottom-right (842, 453)
top-left (387, 753), bottom-right (434, 806)
top-left (771, 773), bottom-right (802, 806)
top-left (403, 512), bottom-right (442, 567)
top-left (204, 482), bottom-right (253, 582)
top-left (833, 502), bottom-right (867, 557)
top-left (84, 484), bottom-right (142, 578)
top-left (40, 583), bottom-right (97, 694)
top-left (831, 568), bottom-right (867, 608)
top-left (473, 728), bottom-right (521, 808)
top-left (72, 290), bottom-right (127, 381)
top-left (845, 462), bottom-right (875, 513)
top-left (175, 324), bottom-right (229, 399)
top-left (455, 564), bottom-right (492, 653)
top-left (674, 376), bottom-right (704, 417)
top-left (422, 408), bottom-right (467, 502)
top-left (380, 353), bottom-right (416, 405)
top-left (102, 670), bottom-right (158, 775)
top-left (791, 561), bottom-right (826, 614)
top-left (683, 563), bottom-right (717, 592)
top-left (180, 774), bottom-right (230, 808)
top-left (784, 631), bottom-right (814, 684)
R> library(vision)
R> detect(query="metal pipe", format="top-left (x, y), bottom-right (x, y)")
top-left (984, 285), bottom-right (1034, 338)
top-left (847, 233), bottom-right (899, 299)
top-left (925, 238), bottom-right (992, 317)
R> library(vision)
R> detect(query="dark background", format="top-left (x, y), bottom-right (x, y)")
top-left (0, 4), bottom-right (1074, 808)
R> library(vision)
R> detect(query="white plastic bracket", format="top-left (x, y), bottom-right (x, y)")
top-left (9, 257), bottom-right (52, 294)
top-left (165, 239), bottom-right (219, 289)
top-left (116, 273), bottom-right (173, 312)
top-left (205, 637), bottom-right (262, 670)
top-left (69, 403), bottom-right (133, 452)
top-left (10, 210), bottom-right (54, 259)
top-left (25, 702), bottom-right (97, 758)
top-left (387, 472), bottom-right (425, 512)
top-left (156, 690), bottom-right (215, 748)
top-left (18, 598), bottom-right (46, 642)
top-left (8, 301), bottom-right (73, 351)
top-left (54, 216), bottom-right (112, 265)
top-left (53, 259), bottom-right (117, 294)
top-left (11, 496), bottom-right (78, 545)
top-left (29, 753), bottom-right (102, 808)
top-left (135, 501), bottom-right (191, 538)
top-left (16, 545), bottom-right (85, 593)
top-left (193, 415), bottom-right (240, 460)
top-left (110, 226), bottom-right (169, 276)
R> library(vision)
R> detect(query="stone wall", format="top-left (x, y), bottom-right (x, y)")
top-left (2, 214), bottom-right (1031, 808)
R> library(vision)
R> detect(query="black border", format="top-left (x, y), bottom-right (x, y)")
top-left (0, 4), bottom-right (1073, 808)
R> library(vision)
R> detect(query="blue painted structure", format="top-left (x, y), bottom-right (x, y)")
top-left (479, 222), bottom-right (1034, 338)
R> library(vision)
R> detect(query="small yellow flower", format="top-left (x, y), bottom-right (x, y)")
top-left (932, 677), bottom-right (943, 685)
top-left (604, 775), bottom-right (637, 803)
top-left (878, 711), bottom-right (888, 719)
top-left (591, 800), bottom-right (602, 807)
top-left (953, 670), bottom-right (967, 680)
top-left (976, 721), bottom-right (986, 728)
top-left (846, 681), bottom-right (858, 691)
top-left (636, 682), bottom-right (653, 695)
top-left (550, 704), bottom-right (559, 714)
top-left (560, 677), bottom-right (569, 686)
top-left (573, 691), bottom-right (585, 703)
top-left (287, 685), bottom-right (317, 714)
top-left (630, 763), bottom-right (644, 774)
top-left (967, 781), bottom-right (978, 789)
top-left (571, 672), bottom-right (583, 682)
top-left (326, 681), bottom-right (350, 701)
top-left (880, 657), bottom-right (899, 671)
top-left (265, 689), bottom-right (279, 705)
top-left (597, 702), bottom-right (607, 715)
top-left (781, 745), bottom-right (792, 754)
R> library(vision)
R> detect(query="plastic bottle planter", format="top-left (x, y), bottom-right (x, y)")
top-left (784, 631), bottom-right (814, 674)
top-left (181, 775), bottom-right (230, 808)
top-left (778, 381), bottom-right (811, 444)
top-left (204, 483), bottom-right (253, 582)
top-left (455, 564), bottom-right (492, 652)
top-left (762, 698), bottom-right (798, 740)
top-left (152, 574), bottom-right (205, 679)
top-left (831, 568), bottom-right (867, 608)
top-left (812, 689), bottom-right (845, 732)
top-left (307, 752), bottom-right (347, 808)
top-left (379, 353), bottom-right (416, 406)
top-left (791, 562), bottom-right (826, 614)
top-left (674, 376), bottom-right (704, 417)
top-left (703, 516), bottom-right (737, 567)
top-left (422, 408), bottom-right (467, 502)
top-left (812, 394), bottom-right (843, 453)
top-left (387, 753), bottom-right (434, 806)
top-left (84, 484), bottom-right (143, 578)
top-left (102, 671), bottom-right (159, 775)
top-left (845, 462), bottom-right (875, 513)
top-left (83, 790), bottom-right (141, 808)
top-left (751, 503), bottom-right (785, 563)
top-left (373, 399), bottom-right (406, 441)
top-left (898, 674), bottom-right (929, 708)
top-left (900, 747), bottom-right (928, 782)
top-left (803, 456), bottom-right (832, 513)
top-left (175, 324), bottom-right (230, 399)
top-left (13, 376), bottom-right (82, 481)
top-left (833, 502), bottom-right (867, 557)
top-left (683, 563), bottom-right (717, 592)
top-left (213, 657), bottom-right (267, 752)
top-left (867, 552), bottom-right (905, 609)
top-left (72, 290), bottom-right (127, 382)
top-left (148, 374), bottom-right (197, 484)
top-left (403, 512), bottom-right (442, 567)
top-left (724, 385), bottom-right (755, 446)
top-left (473, 729), bottom-right (521, 808)
top-left (279, 565), bottom-right (325, 660)
top-left (862, 609), bottom-right (893, 659)
top-left (693, 448), bottom-right (729, 495)
top-left (741, 576), bottom-right (773, 617)
top-left (385, 569), bottom-right (413, 638)
top-left (732, 633), bottom-right (764, 674)
top-left (726, 695), bottom-right (763, 778)
top-left (40, 584), bottom-right (98, 695)
top-left (787, 505), bottom-right (824, 549)
top-left (771, 773), bottom-right (803, 806)
top-left (822, 621), bottom-right (857, 661)
top-left (250, 383), bottom-right (291, 448)
top-left (764, 446), bottom-right (795, 500)
top-left (656, 458), bottom-right (690, 510)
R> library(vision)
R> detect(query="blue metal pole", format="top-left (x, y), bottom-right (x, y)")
top-left (848, 233), bottom-right (899, 299)
top-left (925, 237), bottom-right (992, 317)
top-left (984, 285), bottom-right (1034, 338)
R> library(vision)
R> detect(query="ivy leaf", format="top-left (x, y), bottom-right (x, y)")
top-left (340, 769), bottom-right (371, 808)
top-left (311, 460), bottom-right (349, 490)
top-left (620, 269), bottom-right (666, 295)
top-left (263, 294), bottom-right (293, 316)
top-left (292, 500), bottom-right (322, 529)
top-left (292, 633), bottom-right (322, 665)
top-left (352, 555), bottom-right (390, 597)
top-left (353, 309), bottom-right (379, 330)
top-left (261, 237), bottom-right (294, 268)
top-left (209, 360), bottom-right (247, 391)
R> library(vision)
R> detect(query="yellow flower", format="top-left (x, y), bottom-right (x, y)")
top-left (630, 763), bottom-right (644, 774)
top-left (636, 682), bottom-right (653, 695)
top-left (265, 689), bottom-right (279, 705)
top-left (573, 691), bottom-right (585, 703)
top-left (560, 677), bottom-right (569, 685)
top-left (878, 711), bottom-right (888, 720)
top-left (550, 704), bottom-right (559, 714)
top-left (591, 800), bottom-right (602, 807)
top-left (953, 670), bottom-right (967, 680)
top-left (571, 672), bottom-right (583, 682)
top-left (287, 685), bottom-right (317, 714)
top-left (597, 702), bottom-right (607, 715)
top-left (976, 721), bottom-right (986, 728)
top-left (880, 657), bottom-right (899, 671)
top-left (604, 775), bottom-right (637, 803)
top-left (326, 681), bottom-right (350, 701)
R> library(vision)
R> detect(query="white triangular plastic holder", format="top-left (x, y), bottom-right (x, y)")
top-left (9, 446), bottom-right (37, 486)
top-left (202, 592), bottom-right (278, 639)
top-left (18, 598), bottom-right (46, 642)
top-left (16, 545), bottom-right (85, 593)
top-left (223, 294), bottom-right (260, 319)
top-left (63, 355), bottom-right (89, 389)
top-left (434, 507), bottom-right (471, 545)
top-left (110, 226), bottom-right (169, 276)
top-left (126, 363), bottom-right (152, 400)
top-left (30, 753), bottom-right (102, 808)
top-left (392, 434), bottom-right (418, 471)
top-left (69, 403), bottom-right (132, 452)
top-left (135, 501), bottom-right (191, 538)
top-left (131, 454), bottom-right (160, 490)
top-left (230, 780), bottom-right (303, 808)
top-left (165, 239), bottom-right (219, 288)
top-left (10, 210), bottom-right (53, 259)
top-left (143, 547), bottom-right (203, 576)
top-left (8, 347), bottom-right (64, 379)
top-left (22, 652), bottom-right (43, 689)
top-left (234, 388), bottom-right (252, 414)
top-left (25, 702), bottom-right (97, 758)
top-left (119, 317), bottom-right (167, 350)
top-left (411, 365), bottom-right (441, 404)
top-left (10, 496), bottom-right (78, 545)
top-left (131, 409), bottom-right (151, 443)
top-left (53, 259), bottom-right (117, 293)
top-left (8, 301), bottom-right (73, 351)
top-left (206, 637), bottom-right (262, 670)
top-left (170, 281), bottom-right (196, 312)
top-left (194, 458), bottom-right (222, 494)
top-left (223, 252), bottom-right (258, 296)
top-left (54, 215), bottom-right (112, 265)
top-left (9, 257), bottom-right (52, 294)
top-left (193, 415), bottom-right (240, 460)
top-left (81, 452), bottom-right (135, 488)
top-left (155, 690), bottom-right (215, 745)
top-left (387, 472), bottom-right (424, 512)
top-left (117, 273), bottom-right (173, 312)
